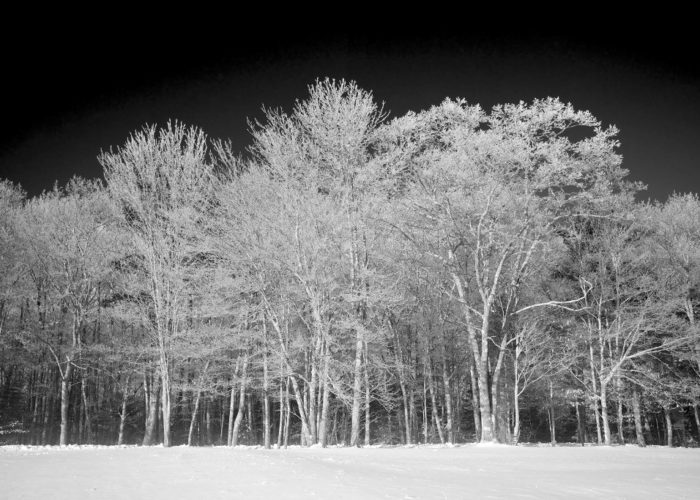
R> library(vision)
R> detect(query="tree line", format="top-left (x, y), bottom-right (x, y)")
top-left (1, 79), bottom-right (698, 447)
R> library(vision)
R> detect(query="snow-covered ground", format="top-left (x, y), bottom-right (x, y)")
top-left (1, 444), bottom-right (699, 499)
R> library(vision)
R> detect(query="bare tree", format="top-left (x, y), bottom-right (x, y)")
top-left (240, 79), bottom-right (388, 446)
top-left (100, 122), bottom-right (213, 447)
top-left (16, 179), bottom-right (119, 445)
top-left (385, 98), bottom-right (636, 442)
top-left (566, 212), bottom-right (693, 445)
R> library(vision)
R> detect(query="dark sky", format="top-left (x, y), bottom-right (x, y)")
top-left (1, 15), bottom-right (699, 201)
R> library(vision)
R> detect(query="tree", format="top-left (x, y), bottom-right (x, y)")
top-left (15, 179), bottom-right (119, 445)
top-left (645, 193), bottom-right (700, 440)
top-left (0, 181), bottom-right (27, 440)
top-left (5, 86), bottom-right (700, 449)
top-left (562, 205), bottom-right (693, 445)
top-left (100, 122), bottom-right (214, 447)
top-left (385, 97), bottom-right (636, 442)
top-left (241, 78), bottom-right (389, 446)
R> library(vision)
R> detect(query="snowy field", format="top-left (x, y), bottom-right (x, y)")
top-left (2, 444), bottom-right (699, 499)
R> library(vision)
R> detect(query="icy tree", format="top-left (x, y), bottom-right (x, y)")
top-left (100, 122), bottom-right (214, 447)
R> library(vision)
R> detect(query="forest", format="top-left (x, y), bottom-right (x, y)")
top-left (0, 79), bottom-right (698, 449)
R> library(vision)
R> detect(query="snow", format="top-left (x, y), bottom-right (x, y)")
top-left (1, 444), bottom-right (699, 499)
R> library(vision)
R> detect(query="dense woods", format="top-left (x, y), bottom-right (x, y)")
top-left (1, 80), bottom-right (698, 447)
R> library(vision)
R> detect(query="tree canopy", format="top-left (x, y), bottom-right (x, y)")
top-left (1, 79), bottom-right (698, 449)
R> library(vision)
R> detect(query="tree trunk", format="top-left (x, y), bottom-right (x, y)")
top-left (205, 399), bottom-right (212, 445)
top-left (117, 376), bottom-right (130, 446)
top-left (66, 313), bottom-right (83, 446)
top-left (600, 380), bottom-right (611, 445)
top-left (490, 334), bottom-right (509, 442)
top-left (463, 309), bottom-right (496, 443)
top-left (263, 344), bottom-right (271, 449)
top-left (592, 400), bottom-right (603, 445)
top-left (440, 339), bottom-right (454, 444)
top-left (513, 353), bottom-right (521, 445)
top-left (503, 380), bottom-right (512, 445)
top-left (80, 372), bottom-right (92, 444)
top-left (308, 345), bottom-right (318, 444)
top-left (548, 379), bottom-right (556, 446)
top-left (422, 379), bottom-right (428, 444)
top-left (267, 312), bottom-right (311, 445)
top-left (277, 377), bottom-right (285, 448)
top-left (288, 374), bottom-right (312, 445)
top-left (409, 386), bottom-right (417, 444)
top-left (59, 360), bottom-right (73, 446)
top-left (143, 371), bottom-right (160, 446)
top-left (631, 388), bottom-right (645, 447)
top-left (262, 320), bottom-right (271, 449)
top-left (426, 357), bottom-right (445, 444)
top-left (588, 339), bottom-right (602, 444)
top-left (575, 402), bottom-right (585, 445)
top-left (159, 358), bottom-right (172, 447)
top-left (331, 406), bottom-right (339, 446)
top-left (469, 362), bottom-right (481, 441)
top-left (78, 376), bottom-right (85, 443)
top-left (476, 359), bottom-right (494, 442)
top-left (232, 355), bottom-right (248, 446)
top-left (391, 325), bottom-right (412, 445)
top-left (350, 329), bottom-right (363, 447)
top-left (615, 375), bottom-right (625, 444)
top-left (453, 274), bottom-right (496, 443)
top-left (227, 384), bottom-right (236, 446)
top-left (318, 341), bottom-right (331, 447)
top-left (400, 384), bottom-right (411, 445)
top-left (654, 413), bottom-right (661, 445)
top-left (284, 378), bottom-right (291, 448)
top-left (617, 399), bottom-right (625, 444)
top-left (664, 406), bottom-right (673, 447)
top-left (246, 393), bottom-right (253, 440)
top-left (187, 392), bottom-right (201, 446)
top-left (30, 379), bottom-right (40, 445)
top-left (187, 361), bottom-right (210, 446)
top-left (363, 341), bottom-right (371, 446)
top-left (227, 357), bottom-right (241, 446)
top-left (41, 391), bottom-right (50, 445)
top-left (143, 371), bottom-right (152, 445)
